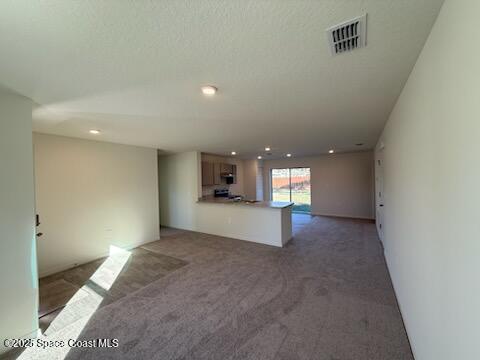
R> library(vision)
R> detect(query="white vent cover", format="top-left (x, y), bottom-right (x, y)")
top-left (326, 14), bottom-right (367, 55)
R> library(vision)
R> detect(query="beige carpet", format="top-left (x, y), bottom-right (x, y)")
top-left (66, 216), bottom-right (411, 360)
top-left (38, 248), bottom-right (188, 334)
top-left (3, 215), bottom-right (412, 359)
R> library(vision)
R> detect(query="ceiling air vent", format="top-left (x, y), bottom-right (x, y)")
top-left (326, 14), bottom-right (367, 55)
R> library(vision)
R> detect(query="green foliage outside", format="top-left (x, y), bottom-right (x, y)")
top-left (272, 190), bottom-right (311, 213)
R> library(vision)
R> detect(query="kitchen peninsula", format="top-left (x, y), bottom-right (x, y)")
top-left (158, 151), bottom-right (293, 248)
top-left (197, 197), bottom-right (293, 247)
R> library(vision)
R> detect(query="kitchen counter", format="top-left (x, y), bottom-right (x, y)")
top-left (197, 196), bottom-right (293, 209)
top-left (196, 196), bottom-right (293, 247)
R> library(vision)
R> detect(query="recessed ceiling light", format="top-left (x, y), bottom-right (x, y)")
top-left (265, 147), bottom-right (271, 151)
top-left (89, 129), bottom-right (101, 135)
top-left (257, 156), bottom-right (262, 160)
top-left (286, 153), bottom-right (292, 157)
top-left (329, 149), bottom-right (335, 154)
top-left (231, 151), bottom-right (236, 155)
top-left (201, 85), bottom-right (217, 96)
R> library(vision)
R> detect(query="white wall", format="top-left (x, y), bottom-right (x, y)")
top-left (34, 133), bottom-right (159, 277)
top-left (263, 151), bottom-right (374, 219)
top-left (0, 90), bottom-right (38, 354)
top-left (376, 1), bottom-right (479, 359)
top-left (159, 151), bottom-right (200, 230)
top-left (196, 202), bottom-right (289, 247)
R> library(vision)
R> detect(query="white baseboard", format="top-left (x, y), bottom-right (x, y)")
top-left (310, 212), bottom-right (375, 221)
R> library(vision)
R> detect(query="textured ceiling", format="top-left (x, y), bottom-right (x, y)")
top-left (0, 0), bottom-right (443, 158)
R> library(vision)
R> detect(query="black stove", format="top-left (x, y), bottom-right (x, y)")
top-left (214, 189), bottom-right (229, 198)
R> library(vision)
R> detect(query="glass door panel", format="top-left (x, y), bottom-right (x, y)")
top-left (271, 167), bottom-right (311, 213)
top-left (271, 168), bottom-right (290, 202)
top-left (290, 168), bottom-right (311, 213)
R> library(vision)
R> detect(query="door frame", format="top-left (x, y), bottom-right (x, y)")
top-left (375, 145), bottom-right (385, 244)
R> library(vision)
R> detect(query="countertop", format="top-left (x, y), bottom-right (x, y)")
top-left (197, 197), bottom-right (293, 209)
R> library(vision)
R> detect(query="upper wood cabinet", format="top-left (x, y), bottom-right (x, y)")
top-left (232, 164), bottom-right (237, 184)
top-left (220, 163), bottom-right (233, 175)
top-left (202, 161), bottom-right (237, 186)
top-left (213, 163), bottom-right (222, 185)
top-left (202, 161), bottom-right (214, 186)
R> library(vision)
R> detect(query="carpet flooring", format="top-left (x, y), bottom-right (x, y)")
top-left (4, 215), bottom-right (413, 360)
top-left (38, 247), bottom-right (188, 335)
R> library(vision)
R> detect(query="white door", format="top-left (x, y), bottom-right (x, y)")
top-left (375, 148), bottom-right (385, 243)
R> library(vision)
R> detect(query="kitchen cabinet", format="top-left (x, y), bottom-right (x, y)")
top-left (213, 163), bottom-right (222, 185)
top-left (202, 161), bottom-right (214, 186)
top-left (232, 164), bottom-right (237, 184)
top-left (203, 161), bottom-right (237, 186)
top-left (220, 163), bottom-right (237, 184)
top-left (220, 163), bottom-right (233, 175)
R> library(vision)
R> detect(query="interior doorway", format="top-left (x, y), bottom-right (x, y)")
top-left (271, 167), bottom-right (311, 213)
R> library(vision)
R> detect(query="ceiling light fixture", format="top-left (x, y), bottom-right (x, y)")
top-left (89, 129), bottom-right (101, 135)
top-left (329, 149), bottom-right (335, 154)
top-left (286, 153), bottom-right (292, 157)
top-left (265, 147), bottom-right (271, 151)
top-left (231, 151), bottom-right (237, 155)
top-left (201, 85), bottom-right (217, 96)
top-left (257, 156), bottom-right (262, 160)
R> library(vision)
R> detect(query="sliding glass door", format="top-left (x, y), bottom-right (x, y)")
top-left (271, 167), bottom-right (311, 213)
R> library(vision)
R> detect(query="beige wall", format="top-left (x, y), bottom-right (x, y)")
top-left (243, 159), bottom-right (259, 200)
top-left (0, 91), bottom-right (38, 354)
top-left (263, 151), bottom-right (374, 219)
top-left (256, 161), bottom-right (264, 201)
top-left (34, 133), bottom-right (160, 277)
top-left (376, 0), bottom-right (480, 359)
